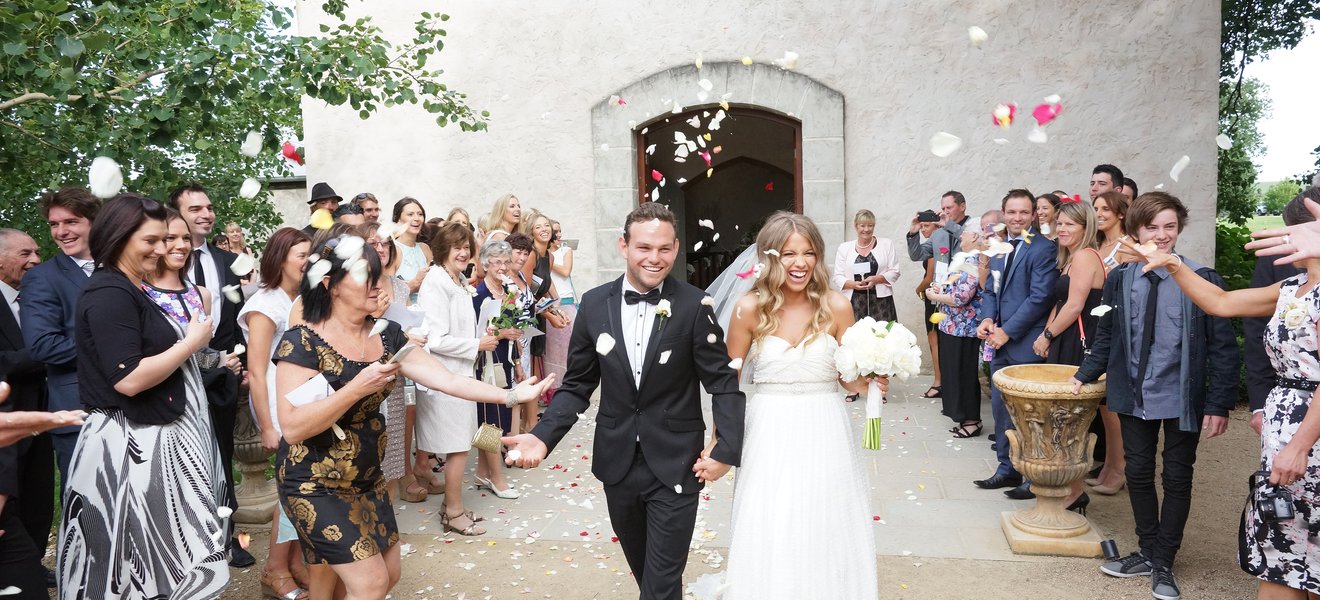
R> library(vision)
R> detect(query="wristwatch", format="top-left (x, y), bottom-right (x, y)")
top-left (1043, 329), bottom-right (1056, 341)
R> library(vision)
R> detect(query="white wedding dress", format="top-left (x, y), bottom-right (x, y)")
top-left (721, 333), bottom-right (878, 600)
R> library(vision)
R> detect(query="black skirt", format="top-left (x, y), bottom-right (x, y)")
top-left (937, 331), bottom-right (983, 423)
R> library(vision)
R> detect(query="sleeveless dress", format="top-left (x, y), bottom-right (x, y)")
top-left (1046, 273), bottom-right (1103, 366)
top-left (1240, 274), bottom-right (1320, 592)
top-left (850, 250), bottom-right (898, 323)
top-left (59, 283), bottom-right (229, 599)
top-left (723, 334), bottom-right (878, 600)
top-left (273, 321), bottom-right (407, 564)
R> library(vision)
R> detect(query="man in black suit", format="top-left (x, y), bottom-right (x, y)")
top-left (167, 183), bottom-right (253, 567)
top-left (503, 202), bottom-right (745, 600)
top-left (0, 228), bottom-right (53, 597)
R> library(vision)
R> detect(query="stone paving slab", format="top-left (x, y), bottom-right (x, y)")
top-left (395, 378), bottom-right (1103, 563)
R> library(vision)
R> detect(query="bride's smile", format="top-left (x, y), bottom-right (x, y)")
top-left (778, 232), bottom-right (818, 293)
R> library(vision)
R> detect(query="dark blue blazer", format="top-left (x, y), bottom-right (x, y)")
top-left (19, 253), bottom-right (88, 430)
top-left (977, 230), bottom-right (1059, 365)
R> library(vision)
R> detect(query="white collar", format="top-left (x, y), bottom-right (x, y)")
top-left (621, 276), bottom-right (662, 296)
top-left (0, 280), bottom-right (18, 305)
top-left (195, 243), bottom-right (212, 256)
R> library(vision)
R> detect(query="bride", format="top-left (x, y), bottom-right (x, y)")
top-left (716, 211), bottom-right (880, 599)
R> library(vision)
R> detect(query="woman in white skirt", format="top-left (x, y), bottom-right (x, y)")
top-left (416, 224), bottom-right (509, 536)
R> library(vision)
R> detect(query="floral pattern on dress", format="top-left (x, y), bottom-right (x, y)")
top-left (1241, 273), bottom-right (1320, 593)
top-left (141, 283), bottom-right (205, 327)
top-left (936, 258), bottom-right (981, 338)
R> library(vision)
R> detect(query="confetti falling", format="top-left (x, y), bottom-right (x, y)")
top-left (596, 333), bottom-right (616, 356)
top-left (230, 252), bottom-right (256, 277)
top-left (240, 130), bottom-right (262, 157)
top-left (968, 25), bottom-right (988, 47)
top-left (929, 132), bottom-right (962, 158)
top-left (1169, 155), bottom-right (1190, 182)
top-left (238, 177), bottom-right (261, 199)
top-left (1091, 305), bottom-right (1113, 317)
top-left (88, 156), bottom-right (123, 199)
top-left (1216, 133), bottom-right (1233, 150)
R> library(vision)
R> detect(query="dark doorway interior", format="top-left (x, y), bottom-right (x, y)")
top-left (636, 107), bottom-right (802, 289)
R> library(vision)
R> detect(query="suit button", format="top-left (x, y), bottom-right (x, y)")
top-left (634, 408), bottom-right (642, 414)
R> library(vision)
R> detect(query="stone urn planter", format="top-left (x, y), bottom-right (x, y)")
top-left (232, 394), bottom-right (278, 525)
top-left (993, 364), bottom-right (1107, 557)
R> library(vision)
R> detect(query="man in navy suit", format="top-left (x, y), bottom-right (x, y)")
top-left (168, 183), bottom-right (253, 567)
top-left (973, 189), bottom-right (1059, 490)
top-left (20, 188), bottom-right (100, 490)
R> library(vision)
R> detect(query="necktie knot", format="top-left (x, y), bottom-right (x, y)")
top-left (624, 288), bottom-right (660, 305)
top-left (1144, 271), bottom-right (1161, 284)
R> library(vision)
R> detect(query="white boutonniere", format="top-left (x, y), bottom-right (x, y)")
top-left (1282, 301), bottom-right (1308, 329)
top-left (463, 283), bottom-right (479, 297)
top-left (655, 299), bottom-right (672, 329)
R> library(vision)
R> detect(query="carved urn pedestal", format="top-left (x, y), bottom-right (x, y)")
top-left (993, 364), bottom-right (1107, 557)
top-left (233, 394), bottom-right (277, 525)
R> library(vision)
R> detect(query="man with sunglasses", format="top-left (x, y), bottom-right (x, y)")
top-left (353, 192), bottom-right (381, 223)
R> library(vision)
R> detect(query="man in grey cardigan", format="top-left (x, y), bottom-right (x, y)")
top-left (1071, 192), bottom-right (1238, 600)
top-left (906, 190), bottom-right (976, 265)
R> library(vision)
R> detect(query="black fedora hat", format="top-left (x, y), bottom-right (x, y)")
top-left (308, 182), bottom-right (342, 205)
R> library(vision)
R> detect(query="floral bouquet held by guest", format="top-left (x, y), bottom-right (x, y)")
top-left (491, 273), bottom-right (537, 367)
top-left (835, 317), bottom-right (922, 449)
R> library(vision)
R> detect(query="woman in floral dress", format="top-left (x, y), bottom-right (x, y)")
top-left (923, 228), bottom-right (984, 438)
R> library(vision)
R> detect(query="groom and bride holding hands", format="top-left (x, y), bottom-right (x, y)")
top-left (502, 202), bottom-right (880, 599)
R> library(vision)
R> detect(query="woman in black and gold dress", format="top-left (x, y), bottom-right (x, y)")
top-left (274, 236), bottom-right (554, 599)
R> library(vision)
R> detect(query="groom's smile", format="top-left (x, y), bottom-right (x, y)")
top-left (620, 216), bottom-right (678, 291)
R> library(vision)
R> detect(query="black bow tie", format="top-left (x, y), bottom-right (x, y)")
top-left (624, 288), bottom-right (661, 305)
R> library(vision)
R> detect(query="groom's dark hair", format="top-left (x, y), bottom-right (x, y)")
top-left (622, 201), bottom-right (677, 242)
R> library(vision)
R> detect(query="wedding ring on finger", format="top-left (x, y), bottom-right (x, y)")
top-left (1283, 234), bottom-right (1291, 246)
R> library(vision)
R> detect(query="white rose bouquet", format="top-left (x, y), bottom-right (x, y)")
top-left (835, 317), bottom-right (922, 449)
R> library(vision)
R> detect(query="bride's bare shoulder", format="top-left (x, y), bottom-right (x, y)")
top-left (823, 289), bottom-right (851, 312)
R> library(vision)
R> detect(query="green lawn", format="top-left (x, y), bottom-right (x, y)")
top-left (1244, 214), bottom-right (1284, 231)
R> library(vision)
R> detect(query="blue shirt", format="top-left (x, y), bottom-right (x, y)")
top-left (1127, 267), bottom-right (1182, 420)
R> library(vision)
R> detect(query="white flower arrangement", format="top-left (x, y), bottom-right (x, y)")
top-left (834, 317), bottom-right (922, 449)
top-left (1282, 301), bottom-right (1308, 329)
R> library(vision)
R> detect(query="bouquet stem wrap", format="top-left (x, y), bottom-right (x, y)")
top-left (862, 380), bottom-right (884, 450)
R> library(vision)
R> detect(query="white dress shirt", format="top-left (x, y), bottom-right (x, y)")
top-left (619, 277), bottom-right (661, 388)
top-left (72, 257), bottom-right (94, 276)
top-left (190, 243), bottom-right (222, 331)
top-left (1, 280), bottom-right (19, 326)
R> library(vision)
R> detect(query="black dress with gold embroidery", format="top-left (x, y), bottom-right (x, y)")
top-left (273, 322), bottom-right (405, 564)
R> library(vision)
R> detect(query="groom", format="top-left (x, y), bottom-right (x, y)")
top-left (503, 202), bottom-right (745, 600)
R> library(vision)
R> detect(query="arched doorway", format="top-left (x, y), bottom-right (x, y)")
top-left (635, 107), bottom-right (802, 287)
top-left (589, 61), bottom-right (845, 286)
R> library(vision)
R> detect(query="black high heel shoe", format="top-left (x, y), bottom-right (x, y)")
top-left (1067, 492), bottom-right (1091, 516)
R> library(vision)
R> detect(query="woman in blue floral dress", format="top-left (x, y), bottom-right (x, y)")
top-left (924, 228), bottom-right (985, 438)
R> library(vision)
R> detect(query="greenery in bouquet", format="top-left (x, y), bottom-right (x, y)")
top-left (489, 275), bottom-right (535, 331)
top-left (835, 317), bottom-right (922, 449)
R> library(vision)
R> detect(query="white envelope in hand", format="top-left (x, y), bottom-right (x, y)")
top-left (285, 374), bottom-right (346, 440)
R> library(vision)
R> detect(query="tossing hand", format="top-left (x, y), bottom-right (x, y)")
top-left (501, 433), bottom-right (548, 468)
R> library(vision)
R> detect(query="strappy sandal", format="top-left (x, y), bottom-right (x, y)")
top-left (951, 422), bottom-right (983, 438)
top-left (412, 465), bottom-right (445, 495)
top-left (261, 571), bottom-right (309, 600)
top-left (441, 510), bottom-right (487, 536)
top-left (922, 386), bottom-right (942, 398)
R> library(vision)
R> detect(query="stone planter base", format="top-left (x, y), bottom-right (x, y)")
top-left (1001, 512), bottom-right (1104, 557)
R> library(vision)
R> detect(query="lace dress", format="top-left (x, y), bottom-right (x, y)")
top-left (722, 334), bottom-right (878, 599)
top-left (1240, 274), bottom-right (1320, 592)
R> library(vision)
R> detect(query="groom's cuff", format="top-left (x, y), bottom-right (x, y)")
top-left (709, 444), bottom-right (740, 468)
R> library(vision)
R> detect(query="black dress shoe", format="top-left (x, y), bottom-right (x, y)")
top-left (46, 568), bottom-right (57, 588)
top-left (1004, 481), bottom-right (1036, 500)
top-left (229, 539), bottom-right (256, 568)
top-left (973, 473), bottom-right (1023, 489)
top-left (988, 433), bottom-right (997, 442)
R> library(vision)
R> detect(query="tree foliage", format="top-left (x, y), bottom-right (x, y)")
top-left (1262, 179), bottom-right (1301, 214)
top-left (1217, 78), bottom-right (1270, 224)
top-left (0, 0), bottom-right (487, 254)
top-left (1220, 0), bottom-right (1320, 119)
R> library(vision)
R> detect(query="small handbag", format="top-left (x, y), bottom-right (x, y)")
top-left (480, 350), bottom-right (508, 388)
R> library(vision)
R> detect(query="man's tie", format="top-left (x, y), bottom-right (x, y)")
top-left (10, 295), bottom-right (19, 327)
top-left (1135, 271), bottom-right (1161, 404)
top-left (192, 248), bottom-right (206, 286)
top-left (1002, 238), bottom-right (1023, 278)
top-left (80, 261), bottom-right (94, 277)
top-left (624, 288), bottom-right (660, 305)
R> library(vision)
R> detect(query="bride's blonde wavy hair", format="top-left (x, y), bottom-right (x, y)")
top-left (750, 212), bottom-right (835, 346)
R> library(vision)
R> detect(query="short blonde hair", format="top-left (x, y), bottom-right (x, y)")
top-left (853, 209), bottom-right (875, 225)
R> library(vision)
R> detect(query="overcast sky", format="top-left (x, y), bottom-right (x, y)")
top-left (1249, 22), bottom-right (1320, 182)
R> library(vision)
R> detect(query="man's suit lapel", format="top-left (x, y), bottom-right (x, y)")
top-left (636, 277), bottom-right (677, 393)
top-left (1002, 229), bottom-right (1034, 287)
top-left (605, 278), bottom-right (638, 394)
top-left (0, 299), bottom-right (21, 349)
top-left (54, 253), bottom-right (85, 288)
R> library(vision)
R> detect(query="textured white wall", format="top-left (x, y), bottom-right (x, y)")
top-left (295, 0), bottom-right (1220, 339)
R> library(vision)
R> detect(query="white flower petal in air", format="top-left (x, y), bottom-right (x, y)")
top-left (1169, 155), bottom-right (1190, 182)
top-left (698, 79), bottom-right (713, 92)
top-left (968, 26), bottom-right (988, 47)
top-left (646, 144), bottom-right (656, 156)
top-left (370, 318), bottom-right (389, 337)
top-left (347, 256), bottom-right (369, 285)
top-left (772, 51), bottom-right (799, 70)
top-left (671, 103), bottom-right (684, 114)
top-left (222, 284), bottom-right (242, 304)
top-left (712, 233), bottom-right (720, 242)
top-left (306, 259), bottom-right (331, 285)
top-left (1043, 94), bottom-right (1061, 104)
top-left (929, 132), bottom-right (962, 158)
top-left (694, 241), bottom-right (704, 251)
top-left (659, 350), bottom-right (672, 364)
top-left (763, 249), bottom-right (779, 256)
top-left (695, 53), bottom-right (703, 69)
top-left (696, 90), bottom-right (709, 102)
top-left (217, 506), bottom-right (233, 519)
top-left (240, 130), bottom-right (262, 157)
top-left (232, 343), bottom-right (246, 355)
top-left (375, 220), bottom-right (400, 240)
top-left (728, 358), bottom-right (743, 370)
top-left (1216, 133), bottom-right (1233, 150)
top-left (230, 252), bottom-right (256, 277)
top-left (701, 296), bottom-right (715, 307)
top-left (1090, 305), bottom-right (1113, 317)
top-left (239, 177), bottom-right (261, 199)
top-left (88, 156), bottom-right (124, 199)
top-left (334, 236), bottom-right (365, 261)
top-left (698, 219), bottom-right (714, 229)
top-left (707, 333), bottom-right (717, 343)
top-left (675, 484), bottom-right (684, 494)
top-left (508, 449), bottom-right (523, 462)
top-left (687, 115), bottom-right (701, 128)
top-left (993, 138), bottom-right (1010, 145)
top-left (1039, 223), bottom-right (1052, 235)
top-left (993, 223), bottom-right (1007, 233)
top-left (1027, 127), bottom-right (1048, 144)
top-left (596, 333), bottom-right (616, 356)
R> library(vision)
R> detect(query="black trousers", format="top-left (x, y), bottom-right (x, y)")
top-left (936, 331), bottom-right (982, 423)
top-left (1120, 414), bottom-right (1200, 569)
top-left (604, 446), bottom-right (699, 600)
top-left (0, 502), bottom-right (47, 599)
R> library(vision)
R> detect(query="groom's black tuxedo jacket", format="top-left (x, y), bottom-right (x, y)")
top-left (532, 275), bottom-right (745, 493)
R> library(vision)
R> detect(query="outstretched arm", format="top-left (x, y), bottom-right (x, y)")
top-left (1120, 238), bottom-right (1278, 318)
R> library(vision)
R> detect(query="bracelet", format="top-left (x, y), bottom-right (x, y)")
top-left (504, 388), bottom-right (519, 407)
top-left (1167, 254), bottom-right (1184, 275)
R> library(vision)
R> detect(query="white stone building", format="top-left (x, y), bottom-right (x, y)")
top-left (293, 0), bottom-right (1220, 337)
